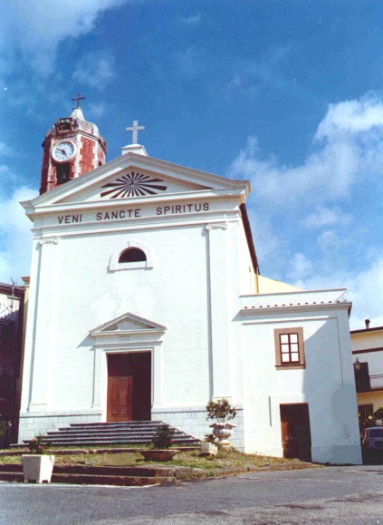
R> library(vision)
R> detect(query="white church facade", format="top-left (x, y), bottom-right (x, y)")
top-left (18, 105), bottom-right (362, 464)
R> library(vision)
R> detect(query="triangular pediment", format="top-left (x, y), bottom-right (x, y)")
top-left (24, 152), bottom-right (249, 212)
top-left (90, 312), bottom-right (166, 336)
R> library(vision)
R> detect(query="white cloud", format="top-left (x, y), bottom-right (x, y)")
top-left (87, 102), bottom-right (108, 119)
top-left (287, 253), bottom-right (314, 282)
top-left (347, 258), bottom-right (383, 330)
top-left (229, 93), bottom-right (383, 330)
top-left (221, 46), bottom-right (294, 101)
top-left (0, 142), bottom-right (13, 157)
top-left (289, 255), bottom-right (383, 331)
top-left (0, 186), bottom-right (37, 284)
top-left (72, 51), bottom-right (116, 91)
top-left (173, 47), bottom-right (206, 79)
top-left (0, 0), bottom-right (129, 76)
top-left (315, 94), bottom-right (383, 140)
top-left (303, 206), bottom-right (351, 229)
top-left (230, 93), bottom-right (383, 206)
top-left (245, 207), bottom-right (281, 265)
top-left (0, 164), bottom-right (20, 185)
top-left (178, 14), bottom-right (202, 26)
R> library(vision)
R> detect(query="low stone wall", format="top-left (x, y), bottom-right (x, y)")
top-left (18, 410), bottom-right (103, 442)
top-left (151, 405), bottom-right (244, 451)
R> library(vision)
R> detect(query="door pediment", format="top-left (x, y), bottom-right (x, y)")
top-left (90, 312), bottom-right (167, 338)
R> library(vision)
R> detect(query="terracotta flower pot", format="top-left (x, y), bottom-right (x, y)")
top-left (140, 449), bottom-right (178, 462)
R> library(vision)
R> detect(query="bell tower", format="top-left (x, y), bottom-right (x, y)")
top-left (39, 94), bottom-right (107, 195)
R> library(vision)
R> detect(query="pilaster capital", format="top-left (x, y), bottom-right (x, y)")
top-left (205, 223), bottom-right (228, 231)
top-left (37, 237), bottom-right (59, 246)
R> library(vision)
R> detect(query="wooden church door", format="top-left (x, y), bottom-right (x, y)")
top-left (107, 352), bottom-right (152, 422)
top-left (107, 376), bottom-right (133, 422)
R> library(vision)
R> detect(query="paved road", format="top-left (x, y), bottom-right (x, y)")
top-left (1, 465), bottom-right (383, 524)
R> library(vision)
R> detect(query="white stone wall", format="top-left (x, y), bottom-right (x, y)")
top-left (18, 410), bottom-right (102, 442)
top-left (152, 405), bottom-right (245, 451)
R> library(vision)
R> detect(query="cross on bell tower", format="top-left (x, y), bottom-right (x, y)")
top-left (71, 92), bottom-right (85, 109)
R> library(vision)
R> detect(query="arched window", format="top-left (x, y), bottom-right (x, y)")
top-left (119, 247), bottom-right (146, 263)
top-left (109, 240), bottom-right (153, 272)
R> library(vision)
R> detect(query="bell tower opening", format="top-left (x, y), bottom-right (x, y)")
top-left (56, 163), bottom-right (70, 184)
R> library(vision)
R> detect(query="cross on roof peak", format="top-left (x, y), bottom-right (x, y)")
top-left (126, 120), bottom-right (145, 144)
top-left (71, 92), bottom-right (85, 109)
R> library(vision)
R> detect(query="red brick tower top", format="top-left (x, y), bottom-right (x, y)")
top-left (39, 102), bottom-right (107, 195)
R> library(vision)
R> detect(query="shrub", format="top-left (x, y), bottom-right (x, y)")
top-left (0, 417), bottom-right (12, 449)
top-left (374, 407), bottom-right (383, 422)
top-left (24, 433), bottom-right (51, 455)
top-left (206, 399), bottom-right (237, 423)
top-left (151, 424), bottom-right (175, 449)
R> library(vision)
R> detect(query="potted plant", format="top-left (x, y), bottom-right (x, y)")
top-left (140, 424), bottom-right (179, 461)
top-left (0, 416), bottom-right (12, 449)
top-left (200, 434), bottom-right (218, 456)
top-left (22, 434), bottom-right (55, 483)
top-left (374, 407), bottom-right (383, 426)
top-left (206, 398), bottom-right (237, 449)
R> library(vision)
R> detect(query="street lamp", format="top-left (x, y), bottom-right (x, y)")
top-left (354, 358), bottom-right (361, 372)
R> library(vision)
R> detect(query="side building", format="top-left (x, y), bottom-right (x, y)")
top-left (351, 321), bottom-right (383, 429)
top-left (0, 282), bottom-right (25, 444)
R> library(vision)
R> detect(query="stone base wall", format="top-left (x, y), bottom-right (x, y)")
top-left (18, 410), bottom-right (102, 442)
top-left (17, 406), bottom-right (245, 450)
top-left (311, 445), bottom-right (362, 465)
top-left (152, 405), bottom-right (244, 451)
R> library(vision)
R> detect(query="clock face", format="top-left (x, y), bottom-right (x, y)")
top-left (52, 140), bottom-right (76, 163)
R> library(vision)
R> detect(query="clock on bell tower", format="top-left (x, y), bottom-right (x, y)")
top-left (39, 94), bottom-right (107, 194)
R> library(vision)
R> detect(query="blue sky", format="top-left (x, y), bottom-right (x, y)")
top-left (1, 0), bottom-right (383, 329)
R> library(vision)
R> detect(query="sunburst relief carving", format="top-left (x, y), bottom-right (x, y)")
top-left (100, 171), bottom-right (167, 198)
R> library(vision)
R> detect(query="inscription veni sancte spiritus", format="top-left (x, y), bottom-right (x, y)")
top-left (57, 203), bottom-right (210, 224)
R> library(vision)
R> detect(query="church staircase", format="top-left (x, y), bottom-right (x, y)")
top-left (21, 421), bottom-right (200, 448)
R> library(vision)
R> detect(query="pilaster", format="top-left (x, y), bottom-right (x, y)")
top-left (206, 223), bottom-right (232, 400)
top-left (27, 237), bottom-right (59, 412)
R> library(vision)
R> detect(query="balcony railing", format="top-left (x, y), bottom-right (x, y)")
top-left (370, 374), bottom-right (383, 390)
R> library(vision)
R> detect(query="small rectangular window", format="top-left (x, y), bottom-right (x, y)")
top-left (274, 327), bottom-right (305, 369)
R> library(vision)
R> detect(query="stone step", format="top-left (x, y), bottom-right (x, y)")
top-left (39, 435), bottom-right (199, 445)
top-left (0, 462), bottom-right (193, 486)
top-left (19, 421), bottom-right (200, 448)
top-left (0, 472), bottom-right (22, 483)
top-left (38, 439), bottom-right (198, 447)
top-left (47, 430), bottom-right (195, 440)
top-left (59, 422), bottom-right (163, 432)
top-left (44, 433), bottom-right (198, 441)
top-left (51, 473), bottom-right (173, 486)
top-left (69, 421), bottom-right (163, 428)
top-left (0, 463), bottom-right (184, 476)
top-left (0, 471), bottom-right (172, 486)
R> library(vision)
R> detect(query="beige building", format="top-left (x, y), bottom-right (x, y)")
top-left (351, 321), bottom-right (383, 427)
